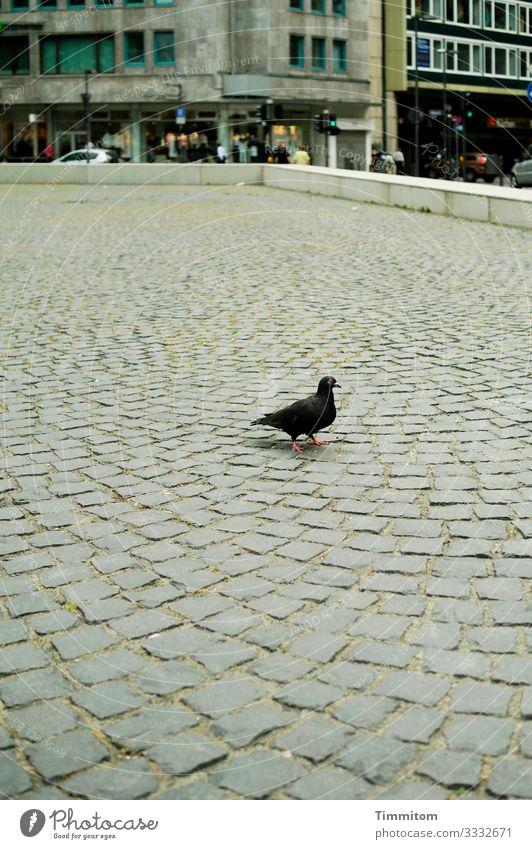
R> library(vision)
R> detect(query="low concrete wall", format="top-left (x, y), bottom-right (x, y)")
top-left (1, 162), bottom-right (531, 228)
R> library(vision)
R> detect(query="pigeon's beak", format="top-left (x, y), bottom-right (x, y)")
top-left (335, 383), bottom-right (341, 389)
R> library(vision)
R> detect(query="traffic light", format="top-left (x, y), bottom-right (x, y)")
top-left (466, 108), bottom-right (473, 119)
top-left (274, 104), bottom-right (284, 120)
top-left (329, 114), bottom-right (340, 136)
top-left (314, 113), bottom-right (325, 133)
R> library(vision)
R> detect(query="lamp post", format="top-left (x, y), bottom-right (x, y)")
top-left (413, 12), bottom-right (440, 178)
top-left (437, 46), bottom-right (458, 178)
top-left (81, 70), bottom-right (92, 163)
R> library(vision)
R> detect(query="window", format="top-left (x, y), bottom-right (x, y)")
top-left (95, 0), bottom-right (115, 6)
top-left (125, 32), bottom-right (144, 65)
top-left (509, 47), bottom-right (517, 75)
top-left (433, 38), bottom-right (443, 68)
top-left (332, 39), bottom-right (346, 71)
top-left (508, 3), bottom-right (518, 30)
top-left (289, 0), bottom-right (304, 8)
top-left (471, 0), bottom-right (481, 25)
top-left (494, 1), bottom-right (506, 28)
top-left (332, 0), bottom-right (346, 14)
top-left (39, 0), bottom-right (58, 7)
top-left (154, 0), bottom-right (174, 4)
top-left (446, 0), bottom-right (455, 20)
top-left (10, 0), bottom-right (29, 8)
top-left (67, 0), bottom-right (85, 7)
top-left (457, 41), bottom-right (470, 70)
top-left (41, 35), bottom-right (115, 74)
top-left (154, 31), bottom-right (175, 65)
top-left (289, 34), bottom-right (304, 67)
top-left (311, 37), bottom-right (326, 69)
top-left (311, 0), bottom-right (325, 12)
top-left (0, 35), bottom-right (29, 74)
top-left (407, 34), bottom-right (413, 66)
top-left (125, 0), bottom-right (144, 5)
top-left (494, 46), bottom-right (506, 73)
top-left (472, 42), bottom-right (481, 71)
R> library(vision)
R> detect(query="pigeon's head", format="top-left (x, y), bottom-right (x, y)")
top-left (317, 375), bottom-right (341, 395)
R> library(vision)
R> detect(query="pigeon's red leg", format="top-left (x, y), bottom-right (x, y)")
top-left (291, 441), bottom-right (304, 453)
top-left (308, 436), bottom-right (328, 446)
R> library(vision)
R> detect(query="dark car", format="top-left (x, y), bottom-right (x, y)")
top-left (423, 152), bottom-right (501, 182)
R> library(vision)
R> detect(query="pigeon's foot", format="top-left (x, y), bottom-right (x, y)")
top-left (291, 441), bottom-right (304, 453)
top-left (308, 437), bottom-right (328, 446)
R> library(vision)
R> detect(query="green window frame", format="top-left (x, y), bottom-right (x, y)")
top-left (125, 32), bottom-right (144, 65)
top-left (332, 0), bottom-right (346, 15)
top-left (311, 0), bottom-right (325, 12)
top-left (289, 0), bottom-right (304, 9)
top-left (154, 0), bottom-right (174, 5)
top-left (154, 31), bottom-right (175, 65)
top-left (332, 39), bottom-right (347, 72)
top-left (95, 0), bottom-right (115, 7)
top-left (41, 34), bottom-right (115, 74)
top-left (311, 36), bottom-right (326, 70)
top-left (0, 35), bottom-right (30, 74)
top-left (10, 0), bottom-right (29, 9)
top-left (124, 0), bottom-right (144, 5)
top-left (289, 34), bottom-right (304, 67)
top-left (66, 0), bottom-right (86, 7)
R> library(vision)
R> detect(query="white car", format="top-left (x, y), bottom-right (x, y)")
top-left (52, 148), bottom-right (111, 164)
top-left (510, 154), bottom-right (532, 188)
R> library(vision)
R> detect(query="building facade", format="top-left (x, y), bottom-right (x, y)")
top-left (371, 0), bottom-right (532, 171)
top-left (0, 0), bottom-right (373, 166)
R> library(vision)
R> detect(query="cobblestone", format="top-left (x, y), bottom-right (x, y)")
top-left (0, 182), bottom-right (530, 799)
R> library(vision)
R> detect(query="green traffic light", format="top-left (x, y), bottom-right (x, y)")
top-left (466, 110), bottom-right (473, 118)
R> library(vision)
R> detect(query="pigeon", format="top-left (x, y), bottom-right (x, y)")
top-left (251, 376), bottom-right (340, 453)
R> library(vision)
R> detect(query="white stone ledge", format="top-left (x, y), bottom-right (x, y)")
top-left (0, 163), bottom-right (530, 228)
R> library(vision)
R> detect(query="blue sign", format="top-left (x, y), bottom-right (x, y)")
top-left (417, 38), bottom-right (431, 69)
top-left (176, 107), bottom-right (186, 119)
top-left (527, 82), bottom-right (532, 103)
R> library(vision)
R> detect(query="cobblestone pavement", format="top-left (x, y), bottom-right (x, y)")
top-left (0, 181), bottom-right (531, 800)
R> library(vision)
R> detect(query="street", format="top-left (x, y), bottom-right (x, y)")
top-left (0, 181), bottom-right (531, 800)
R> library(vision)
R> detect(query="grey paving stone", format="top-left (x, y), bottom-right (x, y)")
top-left (0, 644), bottom-right (49, 674)
top-left (7, 701), bottom-right (81, 741)
top-left (423, 649), bottom-right (489, 679)
top-left (444, 716), bottom-right (514, 756)
top-left (374, 672), bottom-right (450, 706)
top-left (362, 574), bottom-right (420, 594)
top-left (201, 607), bottom-right (261, 636)
top-left (372, 780), bottom-right (449, 800)
top-left (155, 779), bottom-right (229, 799)
top-left (0, 668), bottom-right (73, 706)
top-left (476, 577), bottom-right (523, 600)
top-left (468, 627), bottom-right (517, 653)
top-left (289, 632), bottom-right (348, 663)
top-left (6, 592), bottom-right (59, 617)
top-left (71, 682), bottom-right (148, 719)
top-left (332, 696), bottom-right (396, 730)
top-left (133, 660), bottom-right (205, 695)
top-left (183, 676), bottom-right (267, 717)
top-left (284, 764), bottom-right (370, 799)
top-left (59, 758), bottom-right (157, 799)
top-left (212, 703), bottom-right (296, 748)
top-left (192, 638), bottom-right (256, 673)
top-left (0, 752), bottom-right (32, 797)
top-left (491, 602), bottom-right (532, 625)
top-left (250, 653), bottom-right (313, 683)
top-left (380, 596), bottom-right (426, 616)
top-left (336, 734), bottom-right (417, 783)
top-left (492, 657), bottom-right (532, 686)
top-left (52, 626), bottom-right (117, 660)
top-left (69, 650), bottom-right (146, 685)
top-left (520, 688), bottom-right (532, 718)
top-left (79, 598), bottom-right (134, 623)
top-left (348, 640), bottom-right (416, 669)
top-left (212, 750), bottom-right (308, 798)
top-left (349, 615), bottom-right (409, 641)
top-left (431, 600), bottom-right (483, 624)
top-left (385, 707), bottom-right (445, 744)
top-left (451, 682), bottom-right (512, 716)
top-left (275, 680), bottom-right (342, 711)
top-left (416, 750), bottom-right (482, 787)
top-left (30, 611), bottom-right (80, 635)
top-left (25, 730), bottom-right (108, 780)
top-left (107, 710), bottom-right (197, 751)
top-left (170, 596), bottom-right (233, 622)
top-left (273, 715), bottom-right (352, 763)
top-left (146, 731), bottom-right (227, 775)
top-left (0, 620), bottom-right (27, 646)
top-left (411, 622), bottom-right (461, 650)
top-left (142, 626), bottom-right (216, 659)
top-left (488, 759), bottom-right (532, 798)
top-left (318, 661), bottom-right (375, 690)
top-left (109, 610), bottom-right (178, 639)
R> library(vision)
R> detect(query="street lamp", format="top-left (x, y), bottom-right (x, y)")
top-left (81, 70), bottom-right (92, 163)
top-left (436, 46), bottom-right (458, 177)
top-left (413, 12), bottom-right (441, 178)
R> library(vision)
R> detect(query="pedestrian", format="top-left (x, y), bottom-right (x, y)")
top-left (146, 134), bottom-right (157, 163)
top-left (292, 145), bottom-right (310, 166)
top-left (44, 142), bottom-right (55, 162)
top-left (393, 148), bottom-right (406, 175)
top-left (274, 143), bottom-right (290, 164)
top-left (165, 131), bottom-right (177, 161)
top-left (216, 142), bottom-right (227, 163)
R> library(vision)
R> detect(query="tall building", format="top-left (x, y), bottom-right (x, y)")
top-left (374, 0), bottom-right (532, 171)
top-left (0, 0), bottom-right (374, 166)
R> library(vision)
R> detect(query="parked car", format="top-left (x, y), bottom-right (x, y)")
top-left (52, 149), bottom-right (112, 164)
top-left (510, 153), bottom-right (532, 188)
top-left (423, 152), bottom-right (500, 182)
